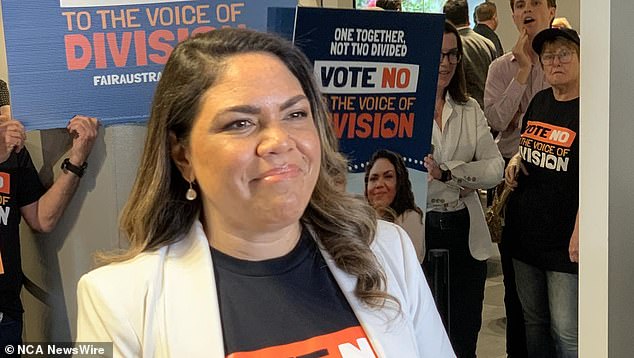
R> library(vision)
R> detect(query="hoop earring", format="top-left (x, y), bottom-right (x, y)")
top-left (185, 180), bottom-right (197, 201)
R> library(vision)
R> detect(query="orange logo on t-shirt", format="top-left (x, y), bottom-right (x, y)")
top-left (227, 326), bottom-right (377, 358)
top-left (521, 121), bottom-right (577, 148)
top-left (0, 172), bottom-right (9, 194)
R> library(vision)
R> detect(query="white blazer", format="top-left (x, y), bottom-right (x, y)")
top-left (76, 220), bottom-right (455, 358)
top-left (430, 94), bottom-right (505, 260)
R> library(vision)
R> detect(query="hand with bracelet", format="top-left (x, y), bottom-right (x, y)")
top-left (61, 115), bottom-right (99, 177)
top-left (16, 114), bottom-right (99, 234)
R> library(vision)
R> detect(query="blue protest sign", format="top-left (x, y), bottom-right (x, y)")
top-left (294, 7), bottom-right (443, 173)
top-left (2, 0), bottom-right (296, 130)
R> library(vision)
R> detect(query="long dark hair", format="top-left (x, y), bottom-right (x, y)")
top-left (364, 149), bottom-right (423, 218)
top-left (112, 28), bottom-right (396, 309)
top-left (443, 21), bottom-right (469, 104)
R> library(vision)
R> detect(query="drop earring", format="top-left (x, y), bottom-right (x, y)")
top-left (185, 180), bottom-right (197, 201)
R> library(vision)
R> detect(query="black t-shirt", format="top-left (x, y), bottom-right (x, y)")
top-left (0, 149), bottom-right (45, 319)
top-left (506, 88), bottom-right (579, 273)
top-left (211, 229), bottom-right (376, 358)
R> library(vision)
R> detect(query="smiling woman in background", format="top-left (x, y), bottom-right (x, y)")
top-left (365, 149), bottom-right (425, 263)
top-left (75, 28), bottom-right (454, 357)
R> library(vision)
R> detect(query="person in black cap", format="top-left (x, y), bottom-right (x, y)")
top-left (504, 27), bottom-right (580, 358)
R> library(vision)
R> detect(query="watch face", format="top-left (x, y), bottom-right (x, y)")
top-left (441, 169), bottom-right (451, 182)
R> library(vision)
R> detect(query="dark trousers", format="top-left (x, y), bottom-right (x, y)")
top-left (424, 208), bottom-right (487, 358)
top-left (0, 313), bottom-right (23, 353)
top-left (499, 155), bottom-right (528, 358)
top-left (499, 236), bottom-right (528, 357)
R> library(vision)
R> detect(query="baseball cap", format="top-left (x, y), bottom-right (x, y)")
top-left (532, 27), bottom-right (580, 54)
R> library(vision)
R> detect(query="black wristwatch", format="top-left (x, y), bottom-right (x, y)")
top-left (61, 158), bottom-right (88, 178)
top-left (440, 169), bottom-right (452, 182)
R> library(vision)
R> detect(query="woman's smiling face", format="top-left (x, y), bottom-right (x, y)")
top-left (185, 52), bottom-right (321, 234)
top-left (366, 158), bottom-right (397, 210)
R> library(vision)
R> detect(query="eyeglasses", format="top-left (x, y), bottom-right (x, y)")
top-left (440, 49), bottom-right (461, 64)
top-left (541, 50), bottom-right (575, 65)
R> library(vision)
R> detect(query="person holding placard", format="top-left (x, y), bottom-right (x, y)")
top-left (0, 79), bottom-right (98, 347)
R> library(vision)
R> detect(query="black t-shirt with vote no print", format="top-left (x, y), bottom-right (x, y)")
top-left (211, 228), bottom-right (378, 358)
top-left (0, 149), bottom-right (45, 319)
top-left (506, 88), bottom-right (579, 274)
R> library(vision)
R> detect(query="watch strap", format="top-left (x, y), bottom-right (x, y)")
top-left (61, 158), bottom-right (87, 178)
top-left (440, 169), bottom-right (452, 182)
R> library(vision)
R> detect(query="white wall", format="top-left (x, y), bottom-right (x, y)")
top-left (578, 0), bottom-right (609, 356)
top-left (590, 0), bottom-right (634, 356)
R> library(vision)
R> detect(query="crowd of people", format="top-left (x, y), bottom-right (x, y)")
top-left (364, 1), bottom-right (578, 356)
top-left (0, 0), bottom-right (579, 357)
top-left (363, 1), bottom-right (579, 357)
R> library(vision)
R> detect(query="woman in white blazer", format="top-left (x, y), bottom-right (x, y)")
top-left (76, 29), bottom-right (454, 358)
top-left (423, 21), bottom-right (504, 358)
